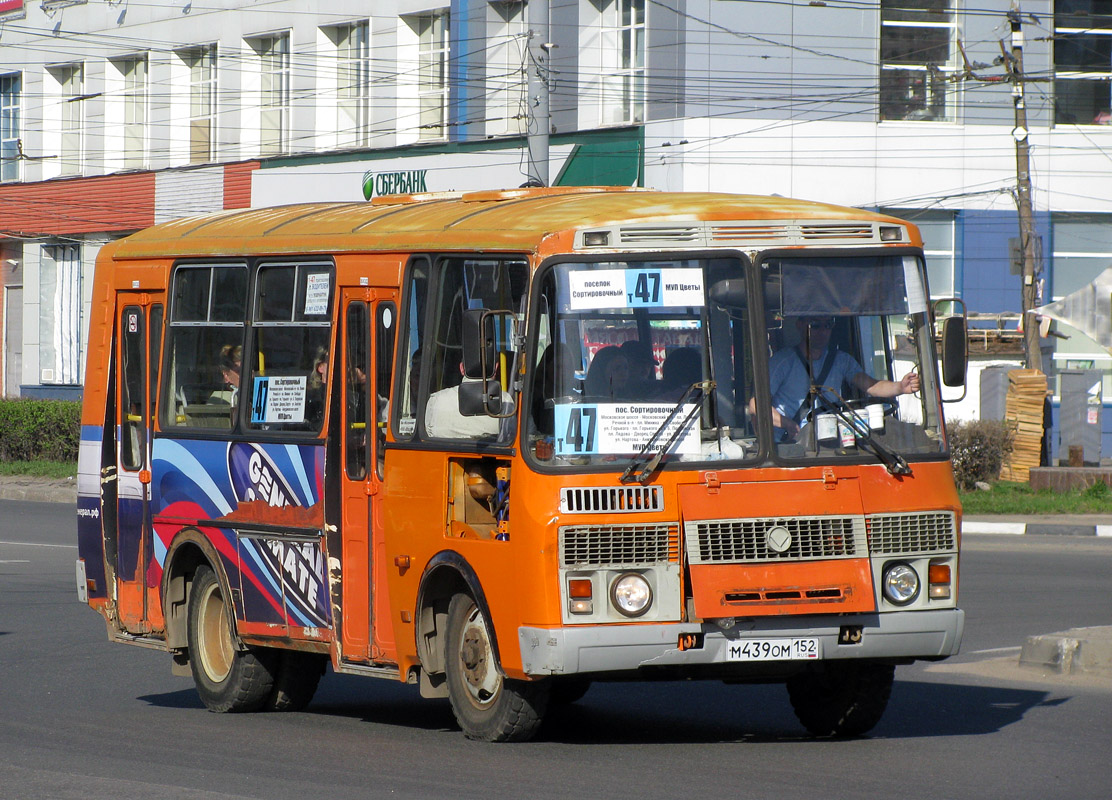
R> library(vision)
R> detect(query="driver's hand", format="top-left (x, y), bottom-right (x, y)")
top-left (900, 371), bottom-right (920, 394)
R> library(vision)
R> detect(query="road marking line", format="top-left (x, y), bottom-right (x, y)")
top-left (0, 540), bottom-right (79, 549)
top-left (0, 559), bottom-right (31, 564)
top-left (971, 646), bottom-right (1022, 655)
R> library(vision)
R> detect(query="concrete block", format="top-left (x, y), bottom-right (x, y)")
top-left (1020, 627), bottom-right (1112, 675)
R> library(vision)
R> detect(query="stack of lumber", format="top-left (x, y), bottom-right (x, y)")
top-left (999, 369), bottom-right (1047, 483)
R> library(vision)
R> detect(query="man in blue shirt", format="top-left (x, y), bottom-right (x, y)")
top-left (761, 316), bottom-right (919, 440)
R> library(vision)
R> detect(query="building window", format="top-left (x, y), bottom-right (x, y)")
top-left (252, 34), bottom-right (290, 155)
top-left (48, 63), bottom-right (84, 175)
top-left (881, 210), bottom-right (956, 296)
top-left (591, 0), bottom-right (645, 125)
top-left (1051, 214), bottom-right (1112, 297)
top-left (336, 21), bottom-right (371, 147)
top-left (879, 0), bottom-right (958, 122)
top-left (488, 1), bottom-right (527, 136)
top-left (112, 56), bottom-right (148, 169)
top-left (1, 73), bottom-right (19, 183)
top-left (1054, 1), bottom-right (1112, 124)
top-left (180, 45), bottom-right (217, 163)
top-left (39, 244), bottom-right (82, 385)
top-left (417, 11), bottom-right (450, 139)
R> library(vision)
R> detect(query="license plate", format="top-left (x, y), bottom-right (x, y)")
top-left (726, 637), bottom-right (820, 661)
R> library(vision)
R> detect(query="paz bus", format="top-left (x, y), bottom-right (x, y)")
top-left (76, 187), bottom-right (968, 742)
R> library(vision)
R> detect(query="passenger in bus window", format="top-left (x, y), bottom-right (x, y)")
top-left (532, 343), bottom-right (575, 435)
top-left (654, 347), bottom-right (702, 402)
top-left (620, 339), bottom-right (658, 396)
top-left (584, 346), bottom-right (630, 400)
top-left (305, 346), bottom-right (329, 427)
top-left (758, 316), bottom-right (918, 441)
top-left (209, 344), bottom-right (242, 405)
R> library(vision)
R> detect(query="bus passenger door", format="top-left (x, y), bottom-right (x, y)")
top-left (339, 290), bottom-right (397, 663)
top-left (114, 293), bottom-right (163, 634)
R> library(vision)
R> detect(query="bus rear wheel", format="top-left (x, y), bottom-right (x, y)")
top-left (266, 650), bottom-right (326, 712)
top-left (444, 593), bottom-right (549, 742)
top-left (187, 564), bottom-right (277, 713)
top-left (786, 662), bottom-right (894, 737)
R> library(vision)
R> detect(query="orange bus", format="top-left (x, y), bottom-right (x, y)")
top-left (76, 187), bottom-right (968, 741)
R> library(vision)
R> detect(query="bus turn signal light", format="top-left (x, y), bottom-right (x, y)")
top-left (928, 564), bottom-right (951, 599)
top-left (568, 578), bottom-right (593, 614)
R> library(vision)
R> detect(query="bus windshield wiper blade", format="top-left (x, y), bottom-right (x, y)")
top-left (818, 397), bottom-right (912, 477)
top-left (619, 381), bottom-right (712, 485)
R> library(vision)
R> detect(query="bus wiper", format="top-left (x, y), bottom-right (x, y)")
top-left (620, 380), bottom-right (713, 485)
top-left (817, 394), bottom-right (912, 477)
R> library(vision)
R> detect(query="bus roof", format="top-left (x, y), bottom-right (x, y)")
top-left (108, 187), bottom-right (916, 260)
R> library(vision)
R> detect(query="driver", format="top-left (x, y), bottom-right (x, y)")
top-left (759, 316), bottom-right (919, 441)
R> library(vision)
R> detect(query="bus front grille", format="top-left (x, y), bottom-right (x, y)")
top-left (560, 485), bottom-right (664, 514)
top-left (865, 511), bottom-right (957, 554)
top-left (559, 523), bottom-right (680, 567)
top-left (685, 516), bottom-right (866, 564)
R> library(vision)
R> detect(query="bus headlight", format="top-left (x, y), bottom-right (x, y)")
top-left (610, 572), bottom-right (653, 617)
top-left (882, 562), bottom-right (920, 606)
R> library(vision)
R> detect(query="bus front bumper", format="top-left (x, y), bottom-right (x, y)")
top-left (518, 608), bottom-right (964, 676)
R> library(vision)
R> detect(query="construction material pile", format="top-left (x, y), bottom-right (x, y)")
top-left (999, 369), bottom-right (1047, 483)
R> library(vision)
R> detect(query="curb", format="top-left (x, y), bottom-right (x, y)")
top-left (963, 520), bottom-right (1112, 537)
top-left (0, 483), bottom-right (78, 505)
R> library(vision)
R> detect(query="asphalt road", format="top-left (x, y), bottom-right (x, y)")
top-left (1, 499), bottom-right (1110, 799)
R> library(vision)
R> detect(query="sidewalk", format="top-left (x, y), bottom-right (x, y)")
top-left (962, 514), bottom-right (1112, 537)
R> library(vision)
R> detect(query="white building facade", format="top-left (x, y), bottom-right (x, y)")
top-left (0, 0), bottom-right (1109, 452)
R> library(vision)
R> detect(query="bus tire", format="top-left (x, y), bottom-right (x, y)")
top-left (266, 650), bottom-right (326, 712)
top-left (786, 662), bottom-right (894, 737)
top-left (444, 593), bottom-right (549, 742)
top-left (187, 564), bottom-right (277, 713)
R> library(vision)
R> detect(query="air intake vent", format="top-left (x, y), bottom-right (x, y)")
top-left (710, 224), bottom-right (796, 241)
top-left (560, 523), bottom-right (679, 567)
top-left (685, 516), bottom-right (867, 564)
top-left (866, 512), bottom-right (956, 555)
top-left (560, 485), bottom-right (664, 514)
top-left (618, 226), bottom-right (701, 244)
top-left (800, 223), bottom-right (875, 240)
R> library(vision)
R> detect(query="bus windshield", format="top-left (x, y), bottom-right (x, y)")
top-left (525, 253), bottom-right (946, 470)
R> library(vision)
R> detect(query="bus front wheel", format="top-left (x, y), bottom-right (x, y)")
top-left (187, 564), bottom-right (277, 713)
top-left (786, 662), bottom-right (894, 737)
top-left (444, 593), bottom-right (549, 742)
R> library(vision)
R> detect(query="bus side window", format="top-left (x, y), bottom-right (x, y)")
top-left (419, 257), bottom-right (527, 441)
top-left (247, 262), bottom-right (333, 433)
top-left (375, 302), bottom-right (396, 478)
top-left (119, 306), bottom-right (145, 470)
top-left (395, 258), bottom-right (429, 440)
top-left (345, 302), bottom-right (370, 480)
top-left (163, 264), bottom-right (247, 431)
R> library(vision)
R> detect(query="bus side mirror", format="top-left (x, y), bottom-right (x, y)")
top-left (938, 311), bottom-right (968, 388)
top-left (460, 308), bottom-right (514, 416)
top-left (462, 308), bottom-right (497, 381)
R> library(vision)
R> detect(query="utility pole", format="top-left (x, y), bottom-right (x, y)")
top-left (1004, 4), bottom-right (1043, 373)
top-left (525, 0), bottom-right (551, 187)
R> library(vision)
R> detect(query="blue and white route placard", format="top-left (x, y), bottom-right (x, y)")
top-left (567, 269), bottom-right (704, 311)
top-left (553, 402), bottom-right (699, 456)
top-left (251, 376), bottom-right (307, 424)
